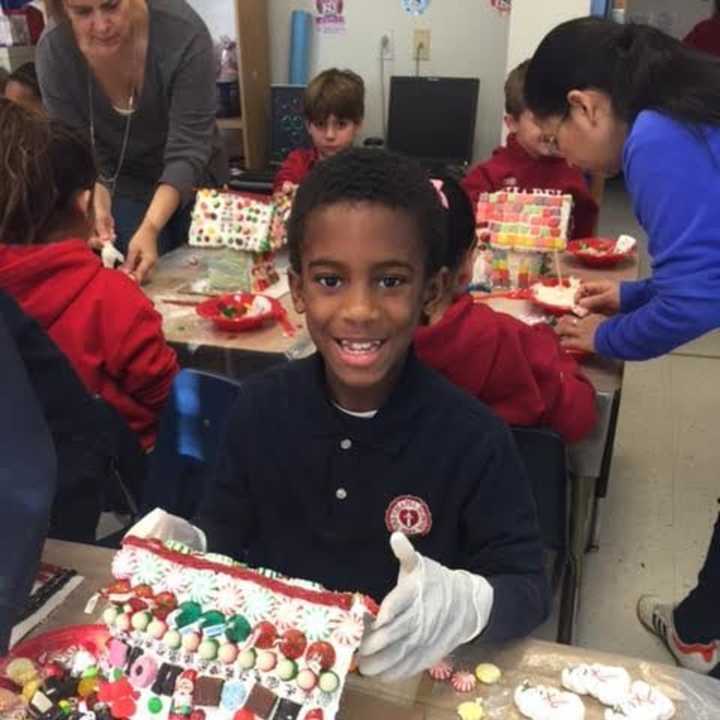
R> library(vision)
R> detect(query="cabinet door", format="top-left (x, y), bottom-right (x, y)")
top-left (234, 0), bottom-right (270, 169)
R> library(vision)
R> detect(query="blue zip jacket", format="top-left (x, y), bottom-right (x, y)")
top-left (0, 302), bottom-right (55, 652)
top-left (596, 110), bottom-right (720, 360)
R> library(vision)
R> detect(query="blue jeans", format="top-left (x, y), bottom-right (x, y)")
top-left (112, 195), bottom-right (193, 256)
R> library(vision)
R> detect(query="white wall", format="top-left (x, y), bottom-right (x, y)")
top-left (505, 0), bottom-right (592, 74)
top-left (626, 0), bottom-right (712, 39)
top-left (190, 0), bottom-right (510, 163)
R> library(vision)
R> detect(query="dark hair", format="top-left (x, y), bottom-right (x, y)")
top-left (288, 148), bottom-right (446, 276)
top-left (304, 68), bottom-right (365, 125)
top-left (525, 17), bottom-right (720, 126)
top-left (0, 99), bottom-right (97, 245)
top-left (432, 177), bottom-right (476, 273)
top-left (7, 62), bottom-right (41, 99)
top-left (505, 60), bottom-right (530, 118)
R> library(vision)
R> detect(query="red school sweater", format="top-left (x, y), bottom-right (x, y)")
top-left (0, 239), bottom-right (179, 449)
top-left (461, 133), bottom-right (599, 239)
top-left (415, 294), bottom-right (597, 443)
top-left (273, 147), bottom-right (319, 192)
top-left (684, 17), bottom-right (720, 58)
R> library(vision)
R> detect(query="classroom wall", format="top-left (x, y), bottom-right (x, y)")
top-left (625, 0), bottom-right (712, 39)
top-left (189, 0), bottom-right (511, 163)
top-left (505, 0), bottom-right (592, 73)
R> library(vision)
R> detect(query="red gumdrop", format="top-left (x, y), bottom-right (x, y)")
top-left (190, 711), bottom-right (206, 720)
top-left (279, 629), bottom-right (307, 660)
top-left (133, 584), bottom-right (154, 599)
top-left (106, 580), bottom-right (131, 595)
top-left (233, 711), bottom-right (255, 720)
top-left (305, 710), bottom-right (324, 720)
top-left (154, 592), bottom-right (178, 610)
top-left (305, 642), bottom-right (336, 671)
top-left (253, 621), bottom-right (277, 649)
top-left (111, 697), bottom-right (136, 719)
top-left (126, 598), bottom-right (148, 613)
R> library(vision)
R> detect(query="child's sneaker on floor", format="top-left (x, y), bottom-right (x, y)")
top-left (637, 595), bottom-right (720, 676)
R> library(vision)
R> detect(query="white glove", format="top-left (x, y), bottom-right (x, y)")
top-left (126, 508), bottom-right (207, 551)
top-left (101, 242), bottom-right (125, 269)
top-left (357, 532), bottom-right (494, 681)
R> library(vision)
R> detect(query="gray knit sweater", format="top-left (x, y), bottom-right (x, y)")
top-left (37, 0), bottom-right (228, 205)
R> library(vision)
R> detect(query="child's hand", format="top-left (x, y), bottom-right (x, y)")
top-left (576, 280), bottom-right (620, 315)
top-left (556, 313), bottom-right (605, 353)
top-left (357, 533), bottom-right (494, 681)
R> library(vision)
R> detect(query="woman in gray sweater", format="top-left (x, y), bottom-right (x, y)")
top-left (38, 0), bottom-right (228, 282)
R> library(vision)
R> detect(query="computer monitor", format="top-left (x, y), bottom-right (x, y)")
top-left (386, 76), bottom-right (480, 170)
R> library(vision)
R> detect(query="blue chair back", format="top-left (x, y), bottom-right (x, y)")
top-left (142, 369), bottom-right (243, 518)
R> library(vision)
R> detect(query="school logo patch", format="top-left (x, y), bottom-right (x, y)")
top-left (385, 495), bottom-right (432, 536)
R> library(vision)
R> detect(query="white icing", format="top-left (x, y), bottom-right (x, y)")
top-left (532, 277), bottom-right (581, 309)
top-left (603, 681), bottom-right (675, 720)
top-left (514, 683), bottom-right (586, 720)
top-left (561, 664), bottom-right (631, 707)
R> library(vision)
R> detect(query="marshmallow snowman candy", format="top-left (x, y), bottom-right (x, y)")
top-left (514, 682), bottom-right (586, 720)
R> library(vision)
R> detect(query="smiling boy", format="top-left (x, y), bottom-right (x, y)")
top-left (191, 149), bottom-right (549, 679)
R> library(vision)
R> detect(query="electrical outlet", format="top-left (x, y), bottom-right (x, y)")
top-left (381, 31), bottom-right (394, 60)
top-left (413, 29), bottom-right (430, 61)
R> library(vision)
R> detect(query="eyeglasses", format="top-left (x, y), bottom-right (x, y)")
top-left (540, 110), bottom-right (570, 155)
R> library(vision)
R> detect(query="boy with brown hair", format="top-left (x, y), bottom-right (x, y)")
top-left (462, 60), bottom-right (598, 238)
top-left (273, 67), bottom-right (365, 190)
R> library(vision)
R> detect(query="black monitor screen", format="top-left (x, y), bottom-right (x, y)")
top-left (386, 76), bottom-right (480, 167)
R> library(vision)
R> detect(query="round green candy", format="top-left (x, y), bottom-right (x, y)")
top-left (102, 606), bottom-right (120, 626)
top-left (200, 610), bottom-right (225, 628)
top-left (148, 697), bottom-right (163, 714)
top-left (163, 629), bottom-right (182, 649)
top-left (198, 639), bottom-right (219, 661)
top-left (131, 611), bottom-right (151, 631)
top-left (237, 648), bottom-right (256, 670)
top-left (175, 601), bottom-right (202, 628)
top-left (81, 666), bottom-right (99, 679)
top-left (225, 615), bottom-right (251, 643)
top-left (319, 671), bottom-right (340, 694)
top-left (277, 659), bottom-right (298, 682)
top-left (111, 668), bottom-right (124, 681)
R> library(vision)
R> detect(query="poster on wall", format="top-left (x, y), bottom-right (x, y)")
top-left (401, 0), bottom-right (430, 15)
top-left (316, 0), bottom-right (346, 34)
top-left (490, 0), bottom-right (511, 13)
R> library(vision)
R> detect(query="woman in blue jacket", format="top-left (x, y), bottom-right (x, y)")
top-left (525, 17), bottom-right (720, 678)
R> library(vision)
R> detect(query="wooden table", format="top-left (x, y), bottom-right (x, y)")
top-left (31, 540), bottom-right (720, 719)
top-left (143, 246), bottom-right (309, 377)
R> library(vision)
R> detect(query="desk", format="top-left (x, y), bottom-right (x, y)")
top-left (33, 540), bottom-right (720, 719)
top-left (479, 252), bottom-right (640, 643)
top-left (143, 246), bottom-right (308, 376)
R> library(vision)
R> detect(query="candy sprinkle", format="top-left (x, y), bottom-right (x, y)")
top-left (427, 657), bottom-right (454, 682)
top-left (451, 671), bottom-right (477, 694)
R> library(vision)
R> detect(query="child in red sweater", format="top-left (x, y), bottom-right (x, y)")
top-left (416, 177), bottom-right (596, 443)
top-left (0, 100), bottom-right (178, 450)
top-left (273, 68), bottom-right (365, 191)
top-left (462, 61), bottom-right (598, 239)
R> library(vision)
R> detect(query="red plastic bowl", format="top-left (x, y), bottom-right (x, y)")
top-left (564, 346), bottom-right (592, 361)
top-left (196, 292), bottom-right (283, 332)
top-left (530, 278), bottom-right (578, 316)
top-left (0, 624), bottom-right (109, 668)
top-left (567, 237), bottom-right (635, 268)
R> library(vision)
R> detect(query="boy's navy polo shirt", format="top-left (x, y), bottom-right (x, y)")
top-left (197, 352), bottom-right (550, 643)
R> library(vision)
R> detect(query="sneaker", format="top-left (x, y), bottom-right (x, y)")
top-left (637, 595), bottom-right (720, 675)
